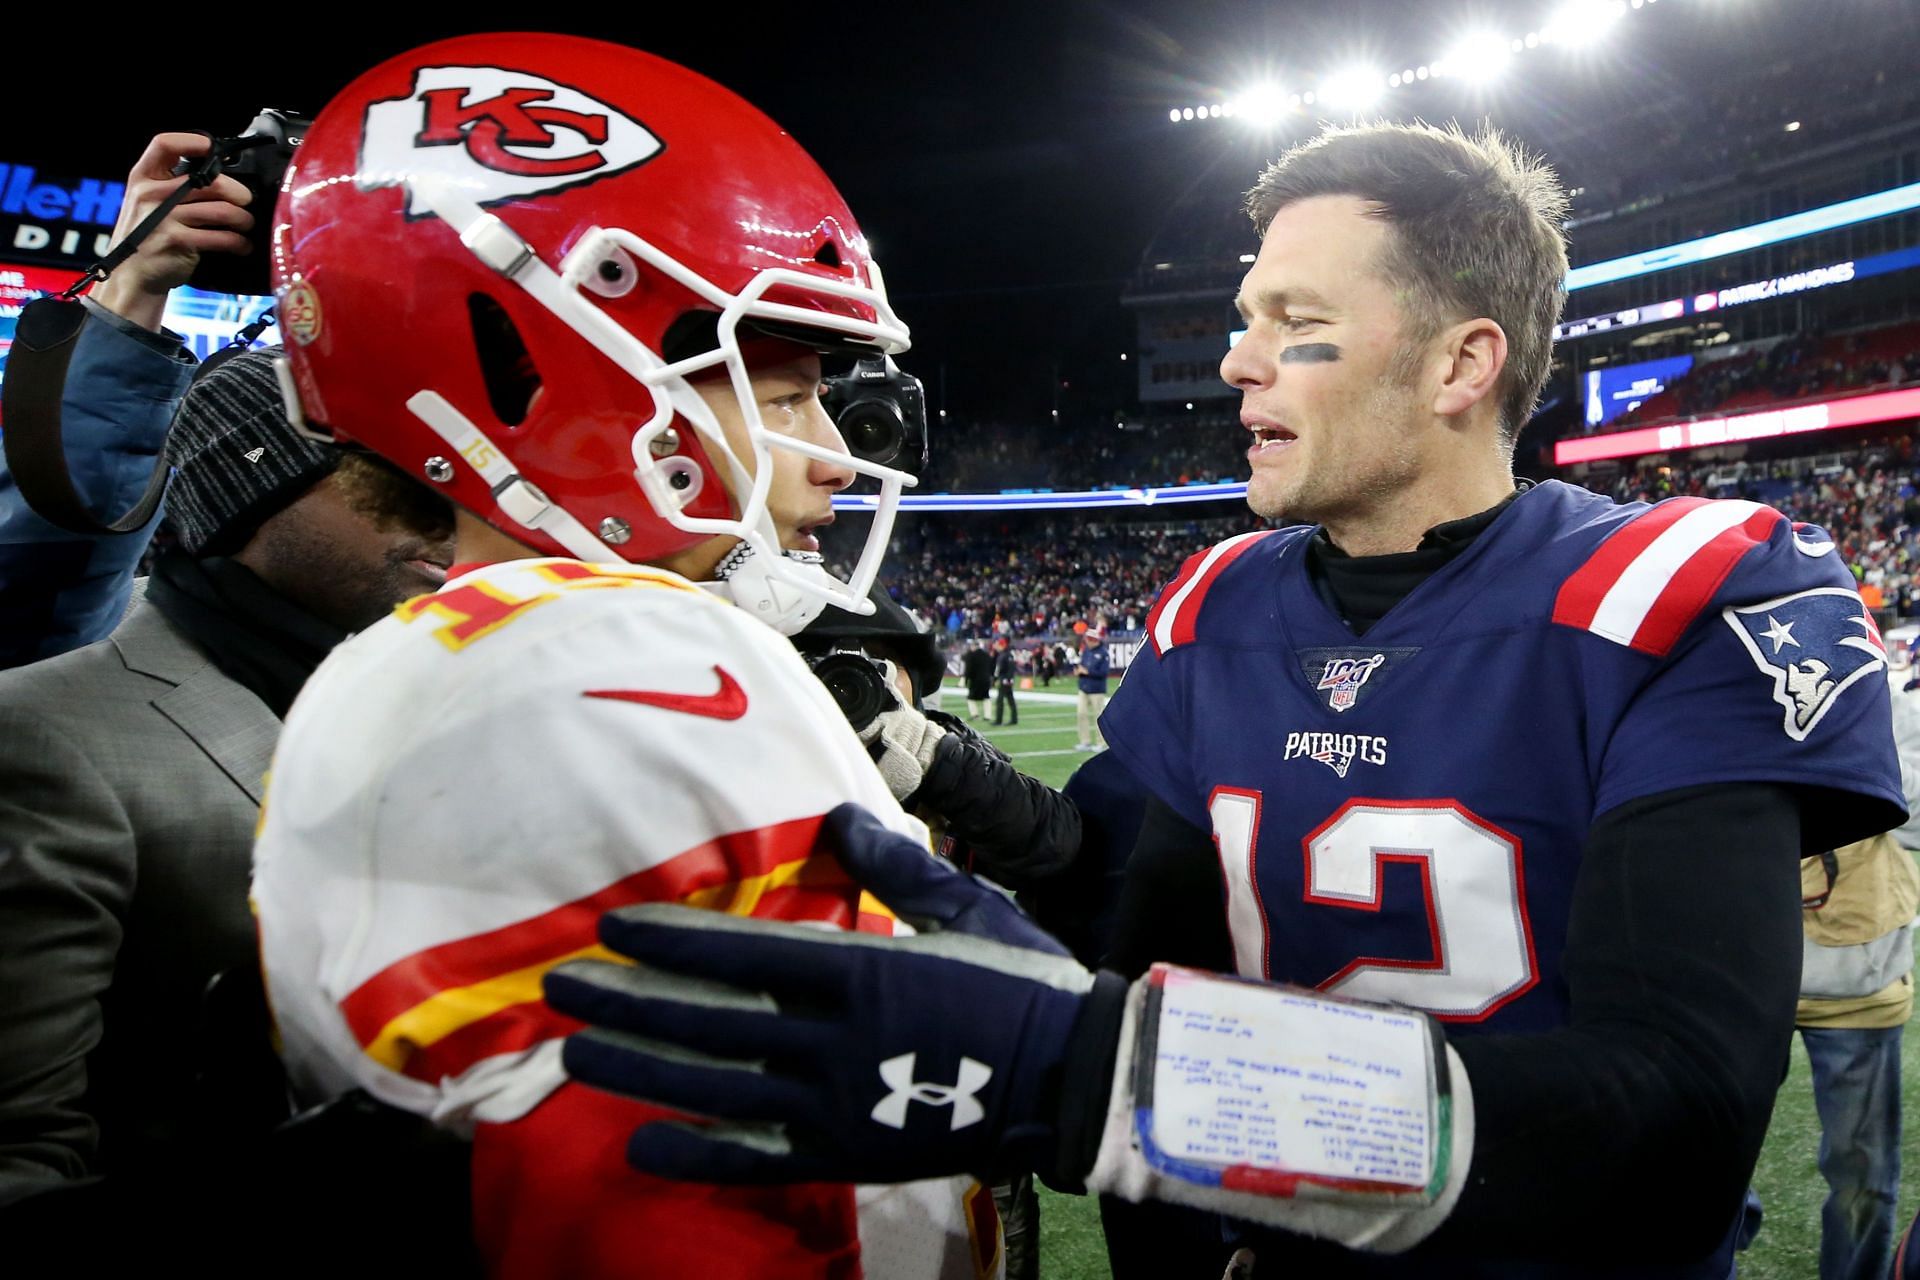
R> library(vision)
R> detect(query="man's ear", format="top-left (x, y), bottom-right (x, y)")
top-left (1432, 318), bottom-right (1508, 421)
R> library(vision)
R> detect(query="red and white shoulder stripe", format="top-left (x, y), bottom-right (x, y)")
top-left (1146, 530), bottom-right (1281, 657)
top-left (1552, 497), bottom-right (1784, 657)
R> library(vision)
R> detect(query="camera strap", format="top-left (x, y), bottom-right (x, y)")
top-left (0, 134), bottom-right (273, 536)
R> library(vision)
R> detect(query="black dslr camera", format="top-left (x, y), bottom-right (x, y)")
top-left (176, 109), bottom-right (311, 296)
top-left (820, 355), bottom-right (929, 476)
top-left (802, 648), bottom-right (895, 732)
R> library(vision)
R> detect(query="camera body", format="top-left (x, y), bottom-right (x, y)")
top-left (187, 109), bottom-right (311, 296)
top-left (802, 647), bottom-right (895, 732)
top-left (820, 355), bottom-right (928, 477)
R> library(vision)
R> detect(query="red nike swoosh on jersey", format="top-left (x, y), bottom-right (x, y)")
top-left (583, 666), bottom-right (748, 721)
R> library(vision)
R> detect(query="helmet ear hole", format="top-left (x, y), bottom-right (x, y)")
top-left (812, 240), bottom-right (843, 269)
top-left (655, 456), bottom-right (705, 505)
top-left (467, 293), bottom-right (542, 427)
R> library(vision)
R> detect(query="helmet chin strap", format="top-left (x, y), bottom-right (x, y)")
top-left (702, 541), bottom-right (841, 636)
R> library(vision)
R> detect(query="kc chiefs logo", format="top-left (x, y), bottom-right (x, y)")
top-left (361, 66), bottom-right (663, 216)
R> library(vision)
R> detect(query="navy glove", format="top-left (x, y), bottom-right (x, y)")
top-left (544, 803), bottom-right (1127, 1187)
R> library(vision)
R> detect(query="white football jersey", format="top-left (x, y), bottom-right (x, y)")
top-left (254, 558), bottom-right (1000, 1280)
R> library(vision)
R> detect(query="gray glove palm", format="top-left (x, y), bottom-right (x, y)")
top-left (857, 662), bottom-right (947, 801)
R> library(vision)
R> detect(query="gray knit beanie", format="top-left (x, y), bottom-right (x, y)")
top-left (163, 350), bottom-right (340, 556)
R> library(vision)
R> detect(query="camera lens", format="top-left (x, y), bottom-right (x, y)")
top-left (808, 652), bottom-right (890, 731)
top-left (839, 399), bottom-right (906, 467)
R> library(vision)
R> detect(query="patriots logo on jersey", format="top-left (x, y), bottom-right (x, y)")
top-left (1282, 731), bottom-right (1388, 777)
top-left (1724, 587), bottom-right (1886, 741)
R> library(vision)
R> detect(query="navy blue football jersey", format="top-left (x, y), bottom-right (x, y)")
top-left (1099, 480), bottom-right (1903, 1274)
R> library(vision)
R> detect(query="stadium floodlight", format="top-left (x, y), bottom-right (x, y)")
top-left (1318, 66), bottom-right (1384, 113)
top-left (1182, 107), bottom-right (1195, 120)
top-left (1169, 107), bottom-right (1182, 122)
top-left (1544, 0), bottom-right (1627, 49)
top-left (1235, 81), bottom-right (1290, 127)
top-left (1438, 31), bottom-right (1513, 84)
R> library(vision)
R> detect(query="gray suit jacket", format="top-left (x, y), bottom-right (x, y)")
top-left (0, 598), bottom-right (276, 1202)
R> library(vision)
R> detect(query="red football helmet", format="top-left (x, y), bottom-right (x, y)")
top-left (270, 33), bottom-right (911, 628)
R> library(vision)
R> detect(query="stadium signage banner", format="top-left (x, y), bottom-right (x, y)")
top-left (1583, 355), bottom-right (1694, 428)
top-left (1555, 387), bottom-right (1920, 465)
top-left (1565, 180), bottom-right (1920, 292)
top-left (833, 480), bottom-right (1251, 512)
top-left (1694, 261), bottom-right (1855, 310)
top-left (1553, 245), bottom-right (1920, 344)
top-left (0, 162), bottom-right (122, 267)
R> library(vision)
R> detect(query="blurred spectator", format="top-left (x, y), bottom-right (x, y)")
top-left (1076, 626), bottom-right (1112, 752)
top-left (992, 636), bottom-right (1019, 725)
top-left (962, 638), bottom-right (993, 719)
top-left (1791, 687), bottom-right (1920, 1280)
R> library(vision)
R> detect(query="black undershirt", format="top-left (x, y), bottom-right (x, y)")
top-left (1306, 487), bottom-right (1522, 636)
top-left (1103, 490), bottom-right (1807, 1269)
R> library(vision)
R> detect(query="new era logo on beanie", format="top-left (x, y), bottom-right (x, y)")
top-left (164, 351), bottom-right (340, 556)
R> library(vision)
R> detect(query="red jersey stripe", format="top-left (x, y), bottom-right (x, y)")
top-left (1167, 531), bottom-right (1278, 652)
top-left (401, 1002), bottom-right (579, 1086)
top-left (1552, 497), bottom-right (1711, 631)
top-left (1628, 507), bottom-right (1783, 656)
top-left (1143, 548), bottom-right (1213, 653)
top-left (341, 813), bottom-right (828, 1046)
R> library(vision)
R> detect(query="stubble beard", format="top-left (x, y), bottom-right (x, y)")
top-left (1245, 383), bottom-right (1424, 529)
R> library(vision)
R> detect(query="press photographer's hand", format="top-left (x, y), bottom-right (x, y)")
top-left (90, 133), bottom-right (254, 330)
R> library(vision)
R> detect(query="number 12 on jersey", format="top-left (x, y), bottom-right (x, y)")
top-left (1209, 790), bottom-right (1539, 1022)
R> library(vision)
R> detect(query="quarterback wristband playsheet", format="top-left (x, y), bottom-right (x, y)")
top-left (1130, 964), bottom-right (1451, 1205)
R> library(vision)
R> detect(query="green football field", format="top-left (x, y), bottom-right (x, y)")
top-left (942, 678), bottom-right (1920, 1278)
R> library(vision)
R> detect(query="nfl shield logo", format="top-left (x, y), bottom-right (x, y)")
top-left (1316, 653), bottom-right (1386, 712)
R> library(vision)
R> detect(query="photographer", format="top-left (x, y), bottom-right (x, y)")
top-left (0, 130), bottom-right (466, 1268)
top-left (798, 591), bottom-right (1081, 890)
top-left (796, 589), bottom-right (1079, 1280)
top-left (0, 133), bottom-right (248, 667)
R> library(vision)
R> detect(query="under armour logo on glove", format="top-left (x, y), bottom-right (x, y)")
top-left (544, 803), bottom-right (1130, 1188)
top-left (872, 1053), bottom-right (991, 1131)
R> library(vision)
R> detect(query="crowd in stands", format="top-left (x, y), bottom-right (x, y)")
top-left (827, 511), bottom-right (1267, 642)
top-left (838, 426), bottom-right (1920, 655)
top-left (1601, 321), bottom-right (1920, 434)
top-left (923, 413), bottom-right (1244, 494)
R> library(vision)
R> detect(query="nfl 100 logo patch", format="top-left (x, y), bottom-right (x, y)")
top-left (1316, 654), bottom-right (1384, 711)
top-left (1299, 648), bottom-right (1418, 714)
